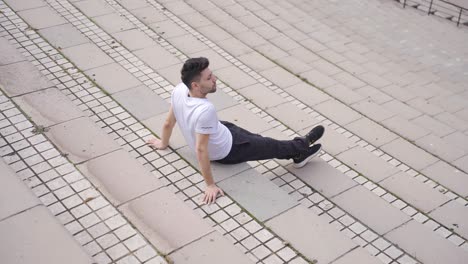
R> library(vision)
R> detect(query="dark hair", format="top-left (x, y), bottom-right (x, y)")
top-left (181, 57), bottom-right (209, 89)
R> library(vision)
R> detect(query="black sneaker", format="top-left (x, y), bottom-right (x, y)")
top-left (293, 144), bottom-right (322, 168)
top-left (305, 125), bottom-right (324, 145)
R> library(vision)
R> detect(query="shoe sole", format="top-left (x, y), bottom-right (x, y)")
top-left (293, 145), bottom-right (322, 168)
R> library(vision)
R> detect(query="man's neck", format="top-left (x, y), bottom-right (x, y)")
top-left (188, 89), bottom-right (207, 99)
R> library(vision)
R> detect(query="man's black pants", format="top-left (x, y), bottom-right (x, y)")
top-left (216, 121), bottom-right (309, 164)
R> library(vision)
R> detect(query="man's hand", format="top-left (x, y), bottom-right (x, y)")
top-left (146, 138), bottom-right (168, 150)
top-left (203, 184), bottom-right (224, 204)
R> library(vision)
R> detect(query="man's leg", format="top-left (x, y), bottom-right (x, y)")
top-left (217, 122), bottom-right (310, 164)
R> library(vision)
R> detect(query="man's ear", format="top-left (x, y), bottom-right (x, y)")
top-left (190, 81), bottom-right (200, 90)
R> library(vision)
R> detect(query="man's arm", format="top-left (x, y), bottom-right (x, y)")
top-left (146, 106), bottom-right (176, 149)
top-left (196, 133), bottom-right (224, 204)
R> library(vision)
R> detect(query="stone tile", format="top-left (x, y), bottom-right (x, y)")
top-left (13, 88), bottom-right (84, 127)
top-left (260, 67), bottom-right (301, 89)
top-left (169, 232), bottom-right (253, 264)
top-left (430, 201), bottom-right (468, 239)
top-left (315, 99), bottom-right (362, 126)
top-left (332, 72), bottom-right (366, 89)
top-left (352, 100), bottom-right (395, 122)
top-left (407, 98), bottom-right (444, 116)
top-left (78, 150), bottom-right (162, 206)
top-left (18, 6), bottom-right (66, 29)
top-left (345, 118), bottom-right (398, 147)
top-left (284, 82), bottom-right (330, 106)
top-left (113, 85), bottom-right (169, 120)
top-left (325, 84), bottom-right (366, 105)
top-left (381, 138), bottom-right (438, 170)
top-left (168, 34), bottom-right (208, 54)
top-left (120, 187), bottom-right (213, 254)
top-left (219, 169), bottom-right (298, 221)
top-left (0, 206), bottom-right (93, 264)
top-left (238, 83), bottom-right (287, 109)
top-left (359, 72), bottom-right (391, 88)
top-left (443, 132), bottom-right (468, 152)
top-left (266, 205), bottom-right (355, 264)
top-left (39, 24), bottom-right (89, 49)
top-left (134, 45), bottom-right (181, 70)
top-left (157, 63), bottom-right (183, 85)
top-left (85, 63), bottom-right (141, 94)
top-left (415, 134), bottom-right (466, 162)
top-left (238, 51), bottom-right (276, 72)
top-left (332, 186), bottom-right (411, 234)
top-left (46, 117), bottom-right (120, 164)
top-left (289, 47), bottom-right (321, 63)
top-left (435, 112), bottom-right (468, 132)
top-left (217, 38), bottom-right (253, 57)
top-left (412, 115), bottom-right (455, 137)
top-left (218, 104), bottom-right (272, 134)
top-left (61, 43), bottom-right (113, 71)
top-left (148, 20), bottom-right (187, 39)
top-left (381, 116), bottom-right (430, 141)
top-left (385, 220), bottom-right (468, 264)
top-left (276, 56), bottom-right (313, 74)
top-left (142, 112), bottom-right (187, 150)
top-left (287, 158), bottom-right (357, 198)
top-left (299, 69), bottom-right (338, 88)
top-left (177, 146), bottom-right (251, 182)
top-left (337, 146), bottom-right (400, 182)
top-left (112, 29), bottom-right (155, 51)
top-left (4, 0), bottom-right (45, 11)
top-left (93, 13), bottom-right (136, 33)
top-left (267, 103), bottom-right (321, 131)
top-left (214, 65), bottom-right (257, 90)
top-left (422, 161), bottom-right (468, 197)
top-left (197, 24), bottom-right (232, 42)
top-left (74, 0), bottom-right (114, 17)
top-left (381, 85), bottom-right (416, 102)
top-left (354, 85), bottom-right (392, 104)
top-left (0, 37), bottom-right (26, 65)
top-left (381, 100), bottom-right (422, 120)
top-left (381, 172), bottom-right (449, 213)
top-left (255, 43), bottom-right (289, 60)
top-left (114, 0), bottom-right (149, 10)
top-left (332, 247), bottom-right (381, 264)
top-left (183, 11), bottom-right (212, 28)
top-left (207, 90), bottom-right (238, 111)
top-left (131, 6), bottom-right (167, 24)
top-left (0, 159), bottom-right (40, 220)
top-left (0, 61), bottom-right (54, 96)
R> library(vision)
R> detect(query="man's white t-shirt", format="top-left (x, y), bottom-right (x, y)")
top-left (171, 83), bottom-right (232, 160)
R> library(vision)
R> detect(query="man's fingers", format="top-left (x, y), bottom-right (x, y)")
top-left (219, 189), bottom-right (225, 196)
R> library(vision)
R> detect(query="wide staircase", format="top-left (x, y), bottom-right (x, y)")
top-left (1, 0), bottom-right (468, 263)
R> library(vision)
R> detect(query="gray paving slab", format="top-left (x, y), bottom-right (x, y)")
top-left (13, 88), bottom-right (84, 127)
top-left (381, 99), bottom-right (422, 120)
top-left (77, 149), bottom-right (163, 206)
top-left (385, 220), bottom-right (468, 264)
top-left (345, 117), bottom-right (398, 147)
top-left (38, 23), bottom-right (89, 49)
top-left (0, 159), bottom-right (40, 220)
top-left (453, 154), bottom-right (468, 173)
top-left (142, 112), bottom-right (187, 150)
top-left (0, 206), bottom-right (93, 264)
top-left (0, 61), bottom-right (54, 96)
top-left (73, 0), bottom-right (114, 17)
top-left (237, 51), bottom-right (277, 72)
top-left (284, 82), bottom-right (330, 106)
top-left (381, 172), bottom-right (449, 213)
top-left (115, 0), bottom-right (149, 10)
top-left (407, 98), bottom-right (444, 116)
top-left (413, 115), bottom-right (456, 137)
top-left (381, 138), bottom-right (438, 170)
top-left (266, 103), bottom-right (321, 132)
top-left (85, 63), bottom-right (141, 94)
top-left (169, 231), bottom-right (254, 264)
top-left (45, 117), bottom-right (120, 164)
top-left (260, 66), bottom-right (301, 89)
top-left (238, 83), bottom-right (287, 109)
top-left (207, 89), bottom-right (238, 111)
top-left (112, 85), bottom-right (169, 120)
top-left (120, 187), bottom-right (213, 254)
top-left (0, 37), bottom-right (26, 66)
top-left (197, 24), bottom-right (233, 42)
top-left (3, 0), bottom-right (46, 11)
top-left (218, 169), bottom-right (298, 221)
top-left (266, 205), bottom-right (356, 264)
top-left (218, 104), bottom-right (272, 134)
top-left (429, 200), bottom-right (468, 239)
top-left (133, 45), bottom-right (181, 70)
top-left (443, 131), bottom-right (468, 153)
top-left (157, 63), bottom-right (184, 85)
top-left (217, 38), bottom-right (253, 57)
top-left (276, 56), bottom-right (313, 74)
top-left (300, 69), bottom-right (338, 88)
top-left (315, 99), bottom-right (362, 126)
top-left (351, 100), bottom-right (395, 122)
top-left (214, 65), bottom-right (258, 90)
top-left (422, 161), bottom-right (468, 197)
top-left (331, 247), bottom-right (381, 264)
top-left (415, 134), bottom-right (466, 162)
top-left (177, 145), bottom-right (251, 182)
top-left (93, 13), bottom-right (136, 33)
top-left (337, 146), bottom-right (400, 182)
top-left (61, 43), bottom-right (114, 71)
top-left (325, 84), bottom-right (366, 105)
top-left (130, 6), bottom-right (167, 24)
top-left (287, 158), bottom-right (357, 198)
top-left (17, 6), bottom-right (66, 29)
top-left (167, 34), bottom-right (208, 54)
top-left (112, 29), bottom-right (155, 51)
top-left (149, 19), bottom-right (189, 39)
top-left (332, 185), bottom-right (411, 234)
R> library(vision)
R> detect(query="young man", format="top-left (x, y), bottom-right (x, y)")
top-left (147, 57), bottom-right (324, 204)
